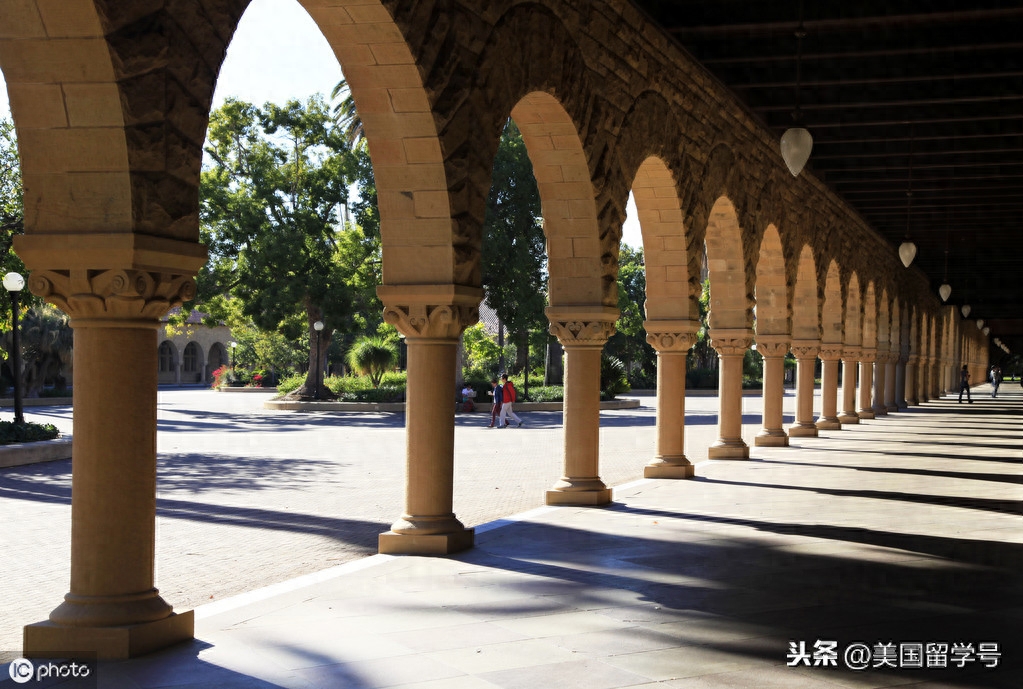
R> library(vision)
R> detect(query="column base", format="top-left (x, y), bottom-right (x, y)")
top-left (906, 397), bottom-right (918, 406)
top-left (378, 528), bottom-right (474, 555)
top-left (545, 487), bottom-right (613, 505)
top-left (787, 423), bottom-right (819, 438)
top-left (886, 403), bottom-right (899, 413)
top-left (857, 409), bottom-right (876, 419)
top-left (815, 418), bottom-right (841, 430)
top-left (837, 412), bottom-right (860, 424)
top-left (24, 611), bottom-right (194, 661)
top-left (754, 429), bottom-right (789, 447)
top-left (707, 439), bottom-right (750, 459)
top-left (871, 405), bottom-right (888, 416)
top-left (643, 458), bottom-right (695, 479)
top-left (896, 400), bottom-right (908, 409)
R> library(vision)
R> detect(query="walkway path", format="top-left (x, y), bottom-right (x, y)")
top-left (2, 386), bottom-right (1019, 688)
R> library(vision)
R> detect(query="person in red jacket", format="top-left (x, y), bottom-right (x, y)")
top-left (497, 374), bottom-right (523, 427)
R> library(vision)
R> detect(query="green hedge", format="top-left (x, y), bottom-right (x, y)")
top-left (0, 421), bottom-right (60, 445)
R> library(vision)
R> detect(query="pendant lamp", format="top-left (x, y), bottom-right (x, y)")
top-left (961, 304), bottom-right (971, 318)
top-left (781, 1), bottom-right (812, 177)
top-left (899, 126), bottom-right (916, 267)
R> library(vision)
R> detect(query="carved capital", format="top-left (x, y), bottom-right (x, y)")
top-left (754, 334), bottom-right (789, 358)
top-left (550, 320), bottom-right (616, 347)
top-left (644, 319), bottom-right (699, 353)
top-left (790, 339), bottom-right (820, 360)
top-left (378, 284), bottom-right (482, 341)
top-left (841, 347), bottom-right (861, 362)
top-left (709, 329), bottom-right (752, 357)
top-left (860, 348), bottom-right (877, 363)
top-left (29, 269), bottom-right (196, 325)
top-left (819, 344), bottom-right (844, 361)
top-left (547, 305), bottom-right (618, 348)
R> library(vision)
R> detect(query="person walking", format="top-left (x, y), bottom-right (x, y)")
top-left (487, 378), bottom-right (503, 427)
top-left (958, 364), bottom-right (972, 403)
top-left (990, 365), bottom-right (1001, 397)
top-left (497, 373), bottom-right (523, 427)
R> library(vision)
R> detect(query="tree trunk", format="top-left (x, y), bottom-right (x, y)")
top-left (285, 305), bottom-right (337, 400)
top-left (516, 330), bottom-right (529, 399)
top-left (544, 337), bottom-right (564, 385)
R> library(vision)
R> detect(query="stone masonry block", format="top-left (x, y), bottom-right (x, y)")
top-left (63, 83), bottom-right (124, 127)
top-left (6, 83), bottom-right (68, 128)
top-left (36, 0), bottom-right (103, 37)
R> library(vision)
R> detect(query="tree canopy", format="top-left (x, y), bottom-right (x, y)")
top-left (195, 96), bottom-right (380, 398)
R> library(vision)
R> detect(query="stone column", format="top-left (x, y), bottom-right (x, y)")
top-left (546, 307), bottom-right (618, 504)
top-left (918, 356), bottom-right (930, 403)
top-left (871, 354), bottom-right (888, 416)
top-left (932, 357), bottom-right (944, 399)
top-left (838, 347), bottom-right (860, 424)
top-left (816, 345), bottom-right (843, 430)
top-left (644, 321), bottom-right (699, 478)
top-left (857, 350), bottom-right (876, 419)
top-left (788, 340), bottom-right (820, 437)
top-left (708, 330), bottom-right (752, 459)
top-left (885, 353), bottom-right (898, 412)
top-left (754, 337), bottom-right (789, 447)
top-left (905, 355), bottom-right (919, 406)
top-left (377, 285), bottom-right (480, 555)
top-left (895, 355), bottom-right (908, 409)
top-left (15, 238), bottom-right (205, 660)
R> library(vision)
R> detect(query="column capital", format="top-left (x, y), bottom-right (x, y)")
top-left (709, 329), bottom-right (752, 357)
top-left (547, 305), bottom-right (618, 348)
top-left (860, 348), bottom-right (878, 363)
top-left (755, 335), bottom-right (790, 358)
top-left (841, 346), bottom-right (862, 361)
top-left (378, 284), bottom-right (482, 340)
top-left (790, 339), bottom-right (820, 360)
top-left (644, 319), bottom-right (699, 353)
top-left (819, 344), bottom-right (844, 361)
top-left (29, 269), bottom-right (197, 327)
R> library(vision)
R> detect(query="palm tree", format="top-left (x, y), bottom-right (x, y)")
top-left (330, 79), bottom-right (365, 148)
top-left (346, 336), bottom-right (397, 388)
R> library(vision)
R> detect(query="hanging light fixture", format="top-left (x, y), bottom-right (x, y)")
top-left (961, 304), bottom-right (971, 318)
top-left (977, 319), bottom-right (984, 330)
top-left (938, 248), bottom-right (951, 301)
top-left (899, 125), bottom-right (917, 267)
top-left (982, 327), bottom-right (990, 336)
top-left (780, 0), bottom-right (812, 177)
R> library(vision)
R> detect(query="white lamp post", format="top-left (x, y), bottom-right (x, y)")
top-left (313, 320), bottom-right (324, 400)
top-left (3, 272), bottom-right (25, 425)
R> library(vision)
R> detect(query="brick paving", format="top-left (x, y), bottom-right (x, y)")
top-left (1, 388), bottom-right (765, 653)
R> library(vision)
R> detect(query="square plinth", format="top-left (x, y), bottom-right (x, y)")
top-left (24, 611), bottom-right (194, 660)
top-left (754, 434), bottom-right (789, 447)
top-left (545, 488), bottom-right (613, 506)
top-left (378, 528), bottom-right (474, 555)
top-left (643, 464), bottom-right (695, 479)
top-left (707, 443), bottom-right (750, 460)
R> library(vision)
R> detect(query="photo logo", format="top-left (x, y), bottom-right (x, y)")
top-left (8, 658), bottom-right (33, 684)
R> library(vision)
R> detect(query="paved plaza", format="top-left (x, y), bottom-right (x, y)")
top-left (1, 386), bottom-right (1020, 687)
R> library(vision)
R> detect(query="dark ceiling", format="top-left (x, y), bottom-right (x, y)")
top-left (631, 0), bottom-right (1023, 356)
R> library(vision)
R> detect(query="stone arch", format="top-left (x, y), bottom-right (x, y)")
top-left (299, 1), bottom-right (460, 285)
top-left (615, 91), bottom-right (697, 320)
top-left (158, 340), bottom-right (178, 384)
top-left (754, 224), bottom-right (787, 337)
top-left (208, 342), bottom-right (228, 380)
top-left (508, 92), bottom-right (604, 307)
top-left (704, 196), bottom-right (749, 331)
top-left (821, 260), bottom-right (843, 345)
top-left (628, 156), bottom-right (692, 320)
top-left (791, 245), bottom-right (819, 341)
top-left (468, 4), bottom-right (613, 302)
top-left (845, 273), bottom-right (863, 347)
top-left (877, 289), bottom-right (891, 353)
top-left (182, 341), bottom-right (202, 383)
top-left (863, 282), bottom-right (878, 350)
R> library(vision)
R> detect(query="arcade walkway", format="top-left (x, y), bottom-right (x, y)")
top-left (79, 387), bottom-right (1020, 689)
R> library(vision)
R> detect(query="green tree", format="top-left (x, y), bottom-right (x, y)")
top-left (605, 244), bottom-right (655, 386)
top-left (482, 120), bottom-right (547, 396)
top-left (0, 119), bottom-right (37, 329)
top-left (346, 335), bottom-right (398, 387)
top-left (197, 97), bottom-right (380, 399)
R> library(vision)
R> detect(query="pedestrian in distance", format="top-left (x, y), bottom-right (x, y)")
top-left (497, 373), bottom-right (523, 427)
top-left (958, 364), bottom-right (972, 403)
top-left (487, 378), bottom-right (503, 427)
top-left (990, 365), bottom-right (1001, 397)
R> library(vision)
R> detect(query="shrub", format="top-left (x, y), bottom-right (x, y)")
top-left (346, 337), bottom-right (399, 387)
top-left (0, 421), bottom-right (60, 445)
top-left (211, 365), bottom-right (230, 389)
top-left (276, 373), bottom-right (305, 395)
top-left (525, 385), bottom-right (564, 402)
top-left (600, 355), bottom-right (630, 399)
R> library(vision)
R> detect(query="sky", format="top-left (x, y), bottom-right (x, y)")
top-left (0, 0), bottom-right (642, 248)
